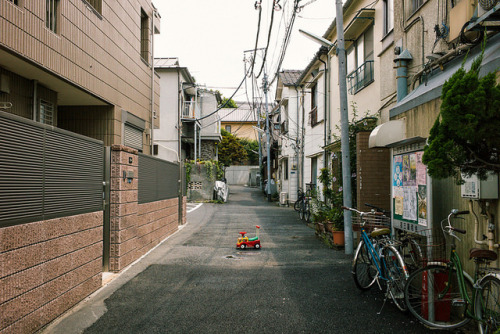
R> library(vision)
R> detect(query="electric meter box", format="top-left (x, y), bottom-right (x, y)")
top-left (461, 172), bottom-right (499, 199)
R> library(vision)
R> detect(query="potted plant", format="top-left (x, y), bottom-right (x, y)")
top-left (326, 206), bottom-right (345, 246)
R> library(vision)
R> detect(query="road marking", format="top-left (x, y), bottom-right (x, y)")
top-left (187, 203), bottom-right (203, 213)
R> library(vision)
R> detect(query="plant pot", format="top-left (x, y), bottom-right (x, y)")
top-left (332, 230), bottom-right (345, 246)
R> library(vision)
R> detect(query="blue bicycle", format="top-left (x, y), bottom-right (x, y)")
top-left (343, 206), bottom-right (409, 312)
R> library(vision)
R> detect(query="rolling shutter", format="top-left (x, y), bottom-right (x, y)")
top-left (124, 124), bottom-right (143, 151)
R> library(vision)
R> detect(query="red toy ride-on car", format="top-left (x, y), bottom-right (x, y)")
top-left (237, 225), bottom-right (261, 250)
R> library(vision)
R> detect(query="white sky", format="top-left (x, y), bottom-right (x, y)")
top-left (153, 0), bottom-right (336, 100)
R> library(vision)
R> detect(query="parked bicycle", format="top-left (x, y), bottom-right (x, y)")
top-left (363, 203), bottom-right (423, 274)
top-left (294, 188), bottom-right (304, 212)
top-left (404, 209), bottom-right (500, 333)
top-left (343, 206), bottom-right (409, 312)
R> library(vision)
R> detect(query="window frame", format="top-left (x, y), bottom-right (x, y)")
top-left (46, 0), bottom-right (60, 33)
top-left (140, 8), bottom-right (150, 64)
top-left (383, 0), bottom-right (394, 36)
top-left (39, 99), bottom-right (55, 125)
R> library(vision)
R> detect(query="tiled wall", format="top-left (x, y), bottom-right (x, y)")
top-left (356, 132), bottom-right (391, 211)
top-left (0, 212), bottom-right (103, 334)
top-left (0, 0), bottom-right (160, 147)
top-left (109, 145), bottom-right (179, 272)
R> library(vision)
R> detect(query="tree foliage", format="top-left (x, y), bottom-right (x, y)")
top-left (218, 129), bottom-right (247, 166)
top-left (220, 97), bottom-right (237, 108)
top-left (239, 138), bottom-right (259, 165)
top-left (422, 47), bottom-right (500, 182)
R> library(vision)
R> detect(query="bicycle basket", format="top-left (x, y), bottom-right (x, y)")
top-left (404, 228), bottom-right (448, 265)
top-left (351, 212), bottom-right (391, 232)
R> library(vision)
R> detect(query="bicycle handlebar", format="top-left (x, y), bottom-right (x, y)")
top-left (443, 209), bottom-right (469, 239)
top-left (342, 206), bottom-right (384, 216)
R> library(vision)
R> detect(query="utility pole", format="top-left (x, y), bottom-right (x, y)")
top-left (263, 72), bottom-right (272, 202)
top-left (335, 0), bottom-right (353, 254)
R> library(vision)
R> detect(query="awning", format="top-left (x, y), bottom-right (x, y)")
top-left (344, 8), bottom-right (375, 41)
top-left (368, 119), bottom-right (406, 148)
top-left (390, 33), bottom-right (500, 118)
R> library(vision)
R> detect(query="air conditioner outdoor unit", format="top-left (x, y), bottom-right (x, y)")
top-left (279, 192), bottom-right (288, 206)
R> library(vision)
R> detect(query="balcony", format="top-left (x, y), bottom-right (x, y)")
top-left (182, 101), bottom-right (200, 120)
top-left (347, 60), bottom-right (374, 95)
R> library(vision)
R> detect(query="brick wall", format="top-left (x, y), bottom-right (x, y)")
top-left (356, 132), bottom-right (391, 211)
top-left (109, 145), bottom-right (179, 272)
top-left (0, 212), bottom-right (103, 334)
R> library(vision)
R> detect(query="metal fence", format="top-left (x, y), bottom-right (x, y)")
top-left (138, 153), bottom-right (180, 203)
top-left (0, 111), bottom-right (103, 227)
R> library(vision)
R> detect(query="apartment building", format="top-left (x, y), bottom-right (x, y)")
top-left (1, 0), bottom-right (160, 152)
top-left (0, 1), bottom-right (175, 333)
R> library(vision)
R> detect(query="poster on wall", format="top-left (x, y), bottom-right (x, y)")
top-left (393, 150), bottom-right (427, 231)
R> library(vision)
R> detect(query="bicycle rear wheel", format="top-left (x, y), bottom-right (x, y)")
top-left (400, 238), bottom-right (423, 273)
top-left (382, 245), bottom-right (409, 312)
top-left (475, 275), bottom-right (500, 334)
top-left (352, 240), bottom-right (378, 290)
top-left (299, 201), bottom-right (305, 220)
top-left (294, 200), bottom-right (300, 212)
top-left (405, 265), bottom-right (473, 329)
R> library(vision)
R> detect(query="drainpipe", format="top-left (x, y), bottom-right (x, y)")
top-left (294, 85), bottom-right (300, 202)
top-left (150, 7), bottom-right (157, 155)
top-left (394, 50), bottom-right (413, 102)
top-left (32, 80), bottom-right (38, 121)
top-left (318, 51), bottom-right (328, 171)
top-left (194, 122), bottom-right (197, 162)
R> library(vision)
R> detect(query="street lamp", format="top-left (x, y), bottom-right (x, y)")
top-left (299, 0), bottom-right (354, 255)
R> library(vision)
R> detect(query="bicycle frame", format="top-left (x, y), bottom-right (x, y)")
top-left (430, 226), bottom-right (481, 322)
top-left (358, 225), bottom-right (389, 282)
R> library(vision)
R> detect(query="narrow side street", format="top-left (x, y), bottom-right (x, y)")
top-left (44, 186), bottom-right (433, 334)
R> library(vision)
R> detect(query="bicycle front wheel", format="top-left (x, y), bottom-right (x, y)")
top-left (404, 265), bottom-right (473, 329)
top-left (352, 240), bottom-right (378, 290)
top-left (475, 275), bottom-right (500, 334)
top-left (304, 202), bottom-right (311, 223)
top-left (299, 201), bottom-right (305, 220)
top-left (382, 245), bottom-right (409, 312)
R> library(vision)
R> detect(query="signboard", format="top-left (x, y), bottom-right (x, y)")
top-left (392, 150), bottom-right (428, 232)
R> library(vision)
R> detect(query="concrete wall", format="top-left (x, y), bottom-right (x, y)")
top-left (0, 212), bottom-right (103, 333)
top-left (225, 165), bottom-right (259, 185)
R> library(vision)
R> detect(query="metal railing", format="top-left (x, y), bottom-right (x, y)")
top-left (347, 60), bottom-right (374, 95)
top-left (182, 101), bottom-right (200, 119)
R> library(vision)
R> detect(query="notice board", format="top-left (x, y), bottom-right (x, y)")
top-left (392, 149), bottom-right (428, 232)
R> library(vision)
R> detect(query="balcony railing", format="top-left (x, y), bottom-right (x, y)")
top-left (182, 101), bottom-right (200, 119)
top-left (347, 60), bottom-right (374, 95)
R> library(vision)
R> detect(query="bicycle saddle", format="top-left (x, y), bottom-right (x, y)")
top-left (370, 228), bottom-right (390, 237)
top-left (469, 248), bottom-right (498, 262)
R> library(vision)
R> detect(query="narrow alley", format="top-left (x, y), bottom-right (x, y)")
top-left (45, 186), bottom-right (434, 334)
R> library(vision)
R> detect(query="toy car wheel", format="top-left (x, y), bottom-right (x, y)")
top-left (240, 244), bottom-right (246, 250)
top-left (255, 243), bottom-right (261, 249)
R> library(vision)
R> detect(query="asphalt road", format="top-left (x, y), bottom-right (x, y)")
top-left (45, 185), bottom-right (442, 334)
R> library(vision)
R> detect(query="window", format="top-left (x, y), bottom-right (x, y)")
top-left (283, 159), bottom-right (288, 180)
top-left (311, 157), bottom-right (318, 186)
top-left (225, 125), bottom-right (231, 133)
top-left (310, 82), bottom-right (318, 126)
top-left (411, 0), bottom-right (423, 14)
top-left (7, 0), bottom-right (19, 5)
top-left (140, 9), bottom-right (150, 63)
top-left (46, 0), bottom-right (59, 33)
top-left (383, 0), bottom-right (394, 35)
top-left (346, 26), bottom-right (374, 94)
top-left (83, 0), bottom-right (102, 14)
top-left (124, 124), bottom-right (143, 152)
top-left (39, 100), bottom-right (54, 125)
